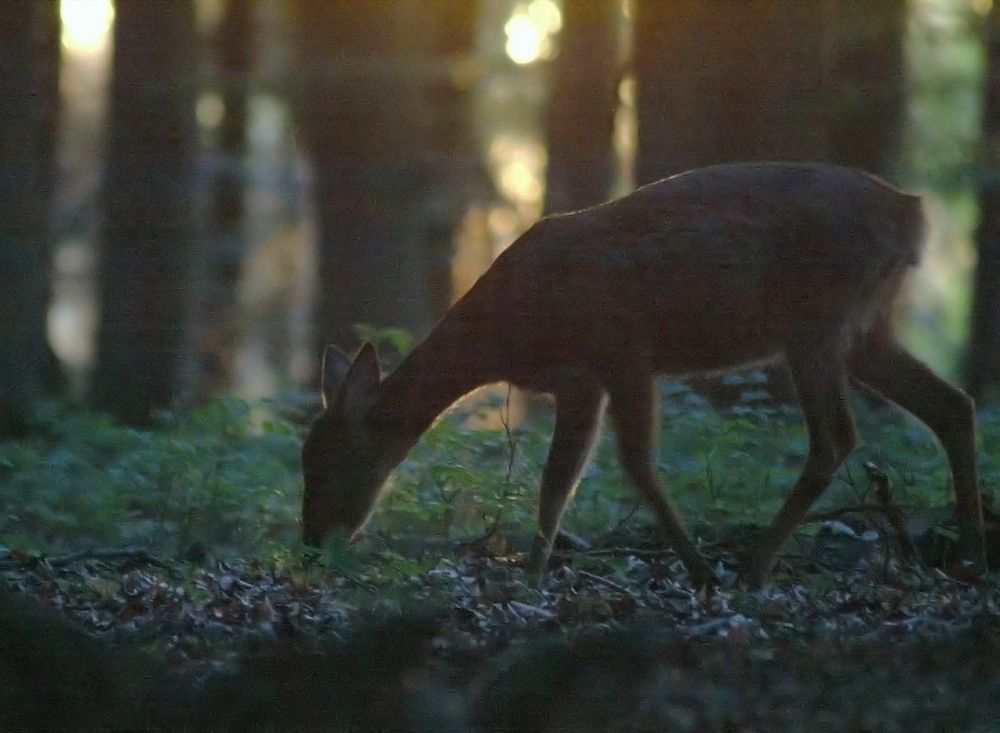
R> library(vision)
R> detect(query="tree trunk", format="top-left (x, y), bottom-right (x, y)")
top-left (825, 0), bottom-right (907, 175)
top-left (92, 0), bottom-right (198, 425)
top-left (968, 4), bottom-right (1000, 402)
top-left (633, 0), bottom-right (906, 181)
top-left (413, 0), bottom-right (484, 321)
top-left (200, 0), bottom-right (253, 394)
top-left (293, 0), bottom-right (480, 356)
top-left (0, 0), bottom-right (61, 435)
top-left (633, 0), bottom-right (833, 183)
top-left (543, 0), bottom-right (622, 214)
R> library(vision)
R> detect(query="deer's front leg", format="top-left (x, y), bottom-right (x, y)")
top-left (526, 379), bottom-right (606, 582)
top-left (608, 373), bottom-right (718, 588)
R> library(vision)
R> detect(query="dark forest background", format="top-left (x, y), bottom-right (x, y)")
top-left (2, 0), bottom-right (1000, 433)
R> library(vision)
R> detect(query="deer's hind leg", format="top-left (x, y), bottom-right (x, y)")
top-left (747, 342), bottom-right (858, 587)
top-left (526, 378), bottom-right (607, 581)
top-left (849, 334), bottom-right (985, 569)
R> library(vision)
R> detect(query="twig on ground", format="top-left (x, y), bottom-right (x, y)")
top-left (451, 526), bottom-right (499, 551)
top-left (39, 548), bottom-right (166, 569)
top-left (778, 552), bottom-right (849, 574)
top-left (553, 529), bottom-right (592, 552)
top-left (804, 504), bottom-right (883, 524)
top-left (577, 569), bottom-right (633, 595)
top-left (604, 503), bottom-right (642, 538)
top-left (574, 547), bottom-right (674, 560)
top-left (684, 616), bottom-right (743, 638)
top-left (866, 461), bottom-right (923, 567)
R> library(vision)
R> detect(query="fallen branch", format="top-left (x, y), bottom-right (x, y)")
top-left (0, 547), bottom-right (168, 569)
top-left (577, 569), bottom-right (633, 595)
top-left (866, 461), bottom-right (923, 567)
top-left (804, 504), bottom-right (885, 524)
top-left (565, 547), bottom-right (674, 560)
top-left (450, 526), bottom-right (498, 551)
top-left (48, 548), bottom-right (166, 568)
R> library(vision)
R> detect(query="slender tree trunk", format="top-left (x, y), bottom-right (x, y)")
top-left (200, 0), bottom-right (253, 393)
top-left (825, 0), bottom-right (907, 176)
top-left (968, 4), bottom-right (1000, 401)
top-left (92, 0), bottom-right (198, 425)
top-left (0, 0), bottom-right (61, 435)
top-left (418, 0), bottom-right (484, 320)
top-left (543, 0), bottom-right (622, 214)
top-left (293, 0), bottom-right (480, 354)
top-left (294, 0), bottom-right (427, 352)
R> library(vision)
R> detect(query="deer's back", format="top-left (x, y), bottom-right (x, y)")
top-left (465, 163), bottom-right (924, 385)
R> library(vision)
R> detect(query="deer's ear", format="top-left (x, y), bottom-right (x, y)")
top-left (320, 345), bottom-right (352, 411)
top-left (339, 342), bottom-right (382, 416)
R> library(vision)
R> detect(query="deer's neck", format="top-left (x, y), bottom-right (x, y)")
top-left (374, 307), bottom-right (497, 452)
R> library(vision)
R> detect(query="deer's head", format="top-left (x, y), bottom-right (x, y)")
top-left (301, 343), bottom-right (392, 547)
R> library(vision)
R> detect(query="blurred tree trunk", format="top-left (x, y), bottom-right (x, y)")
top-left (633, 0), bottom-right (905, 181)
top-left (200, 0), bottom-right (253, 394)
top-left (0, 0), bottom-right (61, 436)
top-left (543, 0), bottom-right (622, 214)
top-left (415, 0), bottom-right (485, 321)
top-left (633, 0), bottom-right (832, 183)
top-left (293, 0), bottom-right (481, 356)
top-left (92, 0), bottom-right (198, 425)
top-left (968, 4), bottom-right (1000, 402)
top-left (825, 0), bottom-right (907, 175)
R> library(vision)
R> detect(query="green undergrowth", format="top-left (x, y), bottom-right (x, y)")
top-left (0, 399), bottom-right (302, 559)
top-left (1, 383), bottom-right (998, 569)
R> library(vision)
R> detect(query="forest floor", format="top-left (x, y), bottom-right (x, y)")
top-left (3, 395), bottom-right (1000, 729)
top-left (4, 518), bottom-right (1000, 732)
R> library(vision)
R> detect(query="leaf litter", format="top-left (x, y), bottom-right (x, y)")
top-left (4, 516), bottom-right (1000, 731)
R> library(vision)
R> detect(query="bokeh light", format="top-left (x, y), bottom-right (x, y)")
top-left (504, 0), bottom-right (562, 65)
top-left (60, 0), bottom-right (114, 54)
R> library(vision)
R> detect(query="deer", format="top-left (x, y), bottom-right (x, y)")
top-left (301, 162), bottom-right (986, 588)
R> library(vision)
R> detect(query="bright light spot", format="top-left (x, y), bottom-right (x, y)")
top-left (504, 0), bottom-right (562, 65)
top-left (489, 135), bottom-right (546, 204)
top-left (618, 76), bottom-right (636, 107)
top-left (505, 15), bottom-right (546, 65)
top-left (528, 0), bottom-right (562, 34)
top-left (613, 75), bottom-right (637, 196)
top-left (48, 240), bottom-right (97, 370)
top-left (499, 159), bottom-right (543, 202)
top-left (487, 206), bottom-right (520, 253)
top-left (60, 0), bottom-right (114, 53)
top-left (197, 93), bottom-right (226, 130)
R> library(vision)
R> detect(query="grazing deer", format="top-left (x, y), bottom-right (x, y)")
top-left (301, 162), bottom-right (985, 587)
